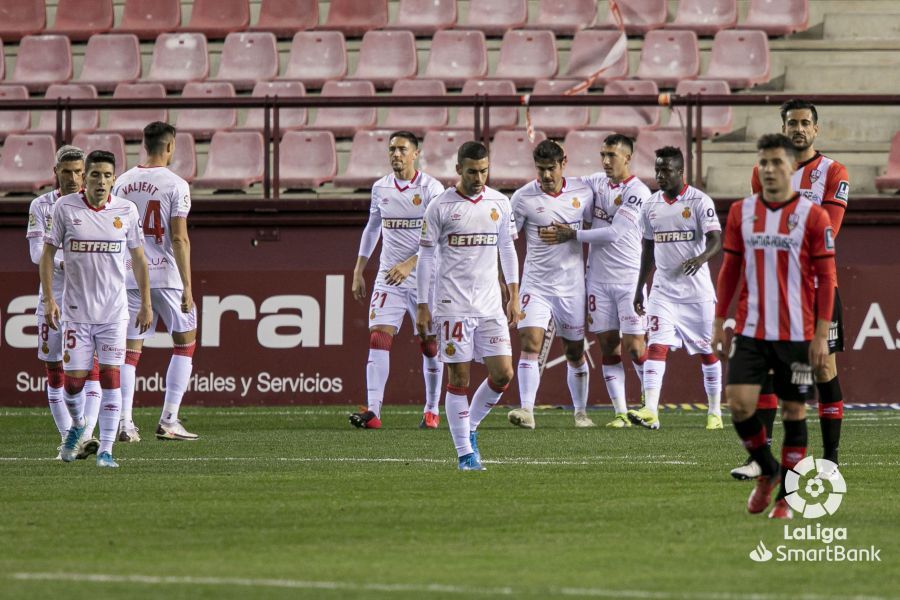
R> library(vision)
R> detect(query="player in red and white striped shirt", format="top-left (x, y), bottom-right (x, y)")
top-left (712, 134), bottom-right (837, 519)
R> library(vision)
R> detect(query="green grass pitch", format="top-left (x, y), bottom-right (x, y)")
top-left (1, 406), bottom-right (898, 600)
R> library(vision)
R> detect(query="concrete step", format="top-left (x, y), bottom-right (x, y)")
top-left (824, 12), bottom-right (900, 39)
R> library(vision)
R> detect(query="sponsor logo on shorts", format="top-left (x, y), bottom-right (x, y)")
top-left (41, 343), bottom-right (49, 354)
top-left (101, 344), bottom-right (124, 354)
top-left (653, 230), bottom-right (696, 243)
top-left (746, 233), bottom-right (799, 251)
top-left (790, 361), bottom-right (814, 389)
top-left (69, 239), bottom-right (123, 253)
top-left (448, 233), bottom-right (498, 247)
top-left (382, 218), bottom-right (424, 229)
top-left (445, 342), bottom-right (456, 356)
top-left (63, 351), bottom-right (70, 363)
top-left (489, 336), bottom-right (509, 344)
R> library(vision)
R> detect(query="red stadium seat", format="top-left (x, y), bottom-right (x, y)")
top-left (420, 129), bottom-right (472, 186)
top-left (385, 0), bottom-right (456, 36)
top-left (11, 35), bottom-right (72, 93)
top-left (875, 132), bottom-right (900, 192)
top-left (34, 84), bottom-right (99, 135)
top-left (636, 30), bottom-right (700, 88)
top-left (211, 32), bottom-right (279, 91)
top-left (596, 0), bottom-right (668, 35)
top-left (631, 129), bottom-right (688, 188)
top-left (529, 79), bottom-right (590, 139)
top-left (0, 135), bottom-right (57, 192)
top-left (146, 33), bottom-right (210, 91)
top-left (350, 30), bottom-right (418, 90)
top-left (489, 129), bottom-right (548, 190)
top-left (383, 79), bottom-right (448, 137)
top-left (701, 30), bottom-right (771, 88)
top-left (194, 131), bottom-right (265, 190)
top-left (50, 0), bottom-right (113, 41)
top-left (423, 30), bottom-right (488, 89)
top-left (662, 79), bottom-right (733, 138)
top-left (459, 0), bottom-right (527, 37)
top-left (241, 81), bottom-right (307, 135)
top-left (318, 0), bottom-right (387, 37)
top-left (77, 34), bottom-right (142, 93)
top-left (525, 0), bottom-right (597, 36)
top-left (333, 130), bottom-right (396, 189)
top-left (0, 0), bottom-right (45, 42)
top-left (118, 0), bottom-right (181, 40)
top-left (138, 131), bottom-right (197, 182)
top-left (176, 82), bottom-right (237, 140)
top-left (72, 133), bottom-right (127, 175)
top-left (743, 0), bottom-right (809, 36)
top-left (180, 0), bottom-right (249, 39)
top-left (103, 82), bottom-right (168, 141)
top-left (666, 0), bottom-right (737, 36)
top-left (563, 30), bottom-right (628, 86)
top-left (279, 31), bottom-right (347, 90)
top-left (492, 30), bottom-right (558, 88)
top-left (593, 80), bottom-right (660, 136)
top-left (454, 79), bottom-right (518, 133)
top-left (563, 130), bottom-right (615, 176)
top-left (278, 130), bottom-right (337, 189)
top-left (312, 80), bottom-right (377, 138)
top-left (0, 86), bottom-right (31, 141)
top-left (251, 0), bottom-right (318, 38)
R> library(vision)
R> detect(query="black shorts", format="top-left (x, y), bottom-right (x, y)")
top-left (827, 287), bottom-right (844, 354)
top-left (727, 335), bottom-right (815, 402)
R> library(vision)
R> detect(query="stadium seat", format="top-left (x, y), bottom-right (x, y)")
top-left (77, 34), bottom-right (142, 93)
top-left (701, 30), bottom-right (771, 88)
top-left (278, 130), bottom-right (337, 189)
top-left (279, 31), bottom-right (347, 90)
top-left (526, 0), bottom-right (597, 35)
top-left (0, 86), bottom-right (31, 141)
top-left (385, 0), bottom-right (456, 36)
top-left (459, 0), bottom-right (527, 37)
top-left (71, 133), bottom-right (127, 175)
top-left (666, 0), bottom-right (737, 36)
top-left (635, 30), bottom-right (700, 88)
top-left (138, 131), bottom-right (197, 182)
top-left (489, 130), bottom-right (548, 190)
top-left (423, 30), bottom-right (488, 89)
top-left (241, 81), bottom-right (307, 135)
top-left (420, 129), bottom-right (471, 186)
top-left (333, 130), bottom-right (398, 189)
top-left (180, 0), bottom-right (249, 39)
top-left (50, 0), bottom-right (113, 41)
top-left (454, 79), bottom-right (518, 133)
top-left (146, 33), bottom-right (210, 91)
top-left (593, 80), bottom-right (660, 136)
top-left (312, 80), bottom-right (377, 138)
top-left (875, 132), bottom-right (900, 192)
top-left (563, 130), bottom-right (615, 176)
top-left (492, 30), bottom-right (558, 88)
top-left (662, 79), bottom-right (733, 138)
top-left (0, 135), bottom-right (57, 192)
top-left (743, 0), bottom-right (809, 37)
top-left (0, 41), bottom-right (4, 81)
top-left (102, 83), bottom-right (168, 141)
top-left (34, 84), bottom-right (99, 135)
top-left (563, 30), bottom-right (629, 86)
top-left (118, 0), bottom-right (181, 40)
top-left (11, 35), bottom-right (73, 93)
top-left (211, 32), bottom-right (279, 91)
top-left (631, 129), bottom-right (688, 188)
top-left (250, 0), bottom-right (318, 38)
top-left (529, 79), bottom-right (590, 139)
top-left (351, 30), bottom-right (418, 89)
top-left (595, 0), bottom-right (668, 35)
top-left (194, 131), bottom-right (265, 190)
top-left (318, 0), bottom-right (388, 37)
top-left (382, 79), bottom-right (448, 137)
top-left (0, 0), bottom-right (45, 42)
top-left (175, 82), bottom-right (237, 140)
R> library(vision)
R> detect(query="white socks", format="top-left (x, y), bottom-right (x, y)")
top-left (120, 362), bottom-right (137, 424)
top-left (445, 387), bottom-right (472, 457)
top-left (516, 354), bottom-right (540, 412)
top-left (567, 360), bottom-right (589, 412)
top-left (642, 359), bottom-right (667, 414)
top-left (702, 360), bottom-right (722, 416)
top-left (98, 386), bottom-right (121, 455)
top-left (64, 384), bottom-right (86, 429)
top-left (83, 380), bottom-right (101, 439)
top-left (366, 348), bottom-right (390, 418)
top-left (423, 355), bottom-right (442, 415)
top-left (602, 357), bottom-right (627, 414)
top-left (48, 384), bottom-right (71, 438)
top-left (162, 354), bottom-right (192, 423)
top-left (469, 379), bottom-right (506, 430)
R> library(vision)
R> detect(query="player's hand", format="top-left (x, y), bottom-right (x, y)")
top-left (711, 325), bottom-right (730, 362)
top-left (540, 221), bottom-right (576, 245)
top-left (136, 303), bottom-right (153, 334)
top-left (44, 298), bottom-right (61, 331)
top-left (181, 287), bottom-right (194, 314)
top-left (351, 270), bottom-right (367, 303)
top-left (682, 256), bottom-right (703, 276)
top-left (633, 290), bottom-right (646, 317)
top-left (506, 296), bottom-right (522, 327)
top-left (415, 304), bottom-right (433, 338)
top-left (809, 335), bottom-right (829, 371)
top-left (385, 258), bottom-right (414, 286)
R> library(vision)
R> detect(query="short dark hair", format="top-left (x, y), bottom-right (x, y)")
top-left (603, 133), bottom-right (634, 154)
top-left (756, 133), bottom-right (798, 158)
top-left (655, 146), bottom-right (684, 169)
top-left (457, 140), bottom-right (488, 165)
top-left (389, 131), bottom-right (419, 148)
top-left (143, 121), bottom-right (177, 155)
top-left (532, 139), bottom-right (565, 163)
top-left (85, 150), bottom-right (116, 173)
top-left (780, 99), bottom-right (818, 124)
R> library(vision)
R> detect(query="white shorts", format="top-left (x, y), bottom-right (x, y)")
top-left (517, 290), bottom-right (585, 341)
top-left (587, 281), bottom-right (646, 335)
top-left (646, 296), bottom-right (714, 355)
top-left (127, 288), bottom-right (197, 340)
top-left (436, 315), bottom-right (512, 363)
top-left (367, 282), bottom-right (418, 332)
top-left (37, 316), bottom-right (63, 362)
top-left (61, 320), bottom-right (127, 370)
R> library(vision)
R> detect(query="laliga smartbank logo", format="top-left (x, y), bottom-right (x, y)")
top-left (748, 459), bottom-right (882, 563)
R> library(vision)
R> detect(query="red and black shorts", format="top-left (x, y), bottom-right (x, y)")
top-left (727, 335), bottom-right (815, 402)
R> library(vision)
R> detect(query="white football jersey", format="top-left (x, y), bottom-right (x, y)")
top-left (642, 184), bottom-right (721, 303)
top-left (45, 192), bottom-right (144, 324)
top-left (420, 186), bottom-right (517, 318)
top-left (26, 190), bottom-right (65, 314)
top-left (113, 165), bottom-right (191, 290)
top-left (583, 173), bottom-right (652, 284)
top-left (511, 178), bottom-right (589, 298)
top-left (370, 171), bottom-right (444, 290)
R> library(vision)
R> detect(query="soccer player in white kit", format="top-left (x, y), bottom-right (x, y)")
top-left (350, 131), bottom-right (445, 430)
top-left (113, 122), bottom-right (199, 442)
top-left (40, 150), bottom-right (152, 468)
top-left (415, 141), bottom-right (520, 471)
top-left (26, 145), bottom-right (102, 459)
top-left (505, 140), bottom-right (593, 429)
top-left (630, 147), bottom-right (724, 430)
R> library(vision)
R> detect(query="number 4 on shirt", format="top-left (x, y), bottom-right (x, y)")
top-left (443, 321), bottom-right (464, 342)
top-left (141, 200), bottom-right (165, 243)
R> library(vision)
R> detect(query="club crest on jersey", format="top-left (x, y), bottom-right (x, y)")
top-left (445, 342), bottom-right (456, 356)
top-left (787, 213), bottom-right (800, 231)
top-left (572, 198), bottom-right (581, 209)
top-left (682, 207), bottom-right (692, 219)
top-left (490, 208), bottom-right (499, 221)
top-left (614, 195), bottom-right (623, 206)
top-left (113, 216), bottom-right (123, 229)
top-left (412, 194), bottom-right (422, 206)
top-left (809, 169), bottom-right (822, 184)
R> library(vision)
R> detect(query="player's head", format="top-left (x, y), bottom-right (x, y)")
top-left (456, 141), bottom-right (489, 196)
top-left (143, 121), bottom-right (177, 166)
top-left (654, 146), bottom-right (684, 194)
top-left (53, 145), bottom-right (85, 195)
top-left (780, 99), bottom-right (819, 153)
top-left (532, 139), bottom-right (566, 194)
top-left (756, 134), bottom-right (798, 200)
top-left (388, 131), bottom-right (419, 178)
top-left (601, 133), bottom-right (634, 182)
top-left (84, 150), bottom-right (117, 205)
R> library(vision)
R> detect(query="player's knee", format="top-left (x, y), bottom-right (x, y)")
top-left (781, 401), bottom-right (806, 420)
top-left (89, 357), bottom-right (100, 380)
top-left (420, 338), bottom-right (438, 358)
top-left (647, 344), bottom-right (669, 361)
top-left (564, 343), bottom-right (584, 363)
top-left (727, 393), bottom-right (752, 421)
top-left (448, 372), bottom-right (470, 388)
top-left (369, 330), bottom-right (394, 351)
top-left (99, 367), bottom-right (121, 390)
top-left (45, 364), bottom-right (65, 388)
top-left (490, 370), bottom-right (513, 388)
top-left (815, 364), bottom-right (836, 382)
top-left (63, 374), bottom-right (86, 396)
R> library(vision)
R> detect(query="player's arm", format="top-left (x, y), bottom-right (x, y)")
top-left (821, 163), bottom-right (849, 237)
top-left (633, 238), bottom-right (655, 316)
top-left (499, 205), bottom-right (521, 326)
top-left (353, 196), bottom-right (383, 301)
top-left (128, 245), bottom-right (153, 333)
top-left (712, 204), bottom-right (745, 359)
top-left (683, 198), bottom-right (723, 276)
top-left (39, 243), bottom-right (61, 329)
top-left (170, 216), bottom-right (193, 313)
top-left (415, 201), bottom-right (441, 337)
top-left (809, 210), bottom-right (837, 370)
